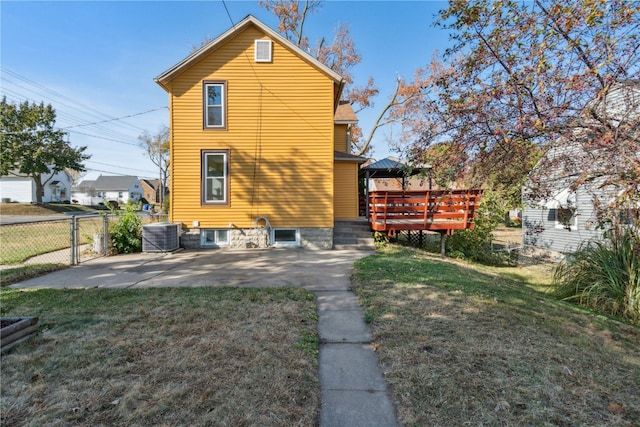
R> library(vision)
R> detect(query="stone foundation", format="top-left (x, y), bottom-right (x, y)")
top-left (180, 227), bottom-right (333, 250)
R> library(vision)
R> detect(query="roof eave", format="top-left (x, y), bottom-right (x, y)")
top-left (155, 15), bottom-right (344, 89)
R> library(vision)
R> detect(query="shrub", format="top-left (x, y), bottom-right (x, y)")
top-left (109, 202), bottom-right (143, 254)
top-left (446, 191), bottom-right (508, 265)
top-left (553, 230), bottom-right (639, 325)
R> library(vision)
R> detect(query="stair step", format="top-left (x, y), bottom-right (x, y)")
top-left (333, 237), bottom-right (375, 245)
top-left (333, 244), bottom-right (376, 251)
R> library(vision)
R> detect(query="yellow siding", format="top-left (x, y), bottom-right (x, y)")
top-left (333, 161), bottom-right (359, 220)
top-left (168, 25), bottom-right (335, 229)
top-left (334, 124), bottom-right (348, 152)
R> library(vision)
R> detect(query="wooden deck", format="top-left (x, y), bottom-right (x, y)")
top-left (368, 189), bottom-right (483, 235)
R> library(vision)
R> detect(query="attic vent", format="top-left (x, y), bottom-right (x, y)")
top-left (255, 39), bottom-right (272, 63)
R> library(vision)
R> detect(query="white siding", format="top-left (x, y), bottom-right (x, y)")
top-left (0, 179), bottom-right (34, 203)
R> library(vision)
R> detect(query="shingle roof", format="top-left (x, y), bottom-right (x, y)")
top-left (334, 151), bottom-right (366, 162)
top-left (77, 175), bottom-right (139, 191)
top-left (334, 101), bottom-right (358, 123)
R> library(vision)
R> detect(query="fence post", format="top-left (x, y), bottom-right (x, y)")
top-left (103, 215), bottom-right (109, 256)
top-left (69, 216), bottom-right (76, 265)
top-left (75, 215), bottom-right (80, 264)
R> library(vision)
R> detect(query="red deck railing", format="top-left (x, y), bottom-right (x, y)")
top-left (368, 189), bottom-right (483, 234)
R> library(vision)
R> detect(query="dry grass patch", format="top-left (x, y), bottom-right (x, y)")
top-left (353, 245), bottom-right (640, 426)
top-left (0, 203), bottom-right (94, 215)
top-left (1, 287), bottom-right (319, 426)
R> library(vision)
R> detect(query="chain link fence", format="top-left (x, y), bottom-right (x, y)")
top-left (0, 213), bottom-right (169, 270)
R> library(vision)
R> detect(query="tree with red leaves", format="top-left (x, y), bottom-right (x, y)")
top-left (395, 0), bottom-right (639, 219)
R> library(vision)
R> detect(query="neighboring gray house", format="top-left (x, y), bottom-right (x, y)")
top-left (523, 144), bottom-right (617, 253)
top-left (523, 82), bottom-right (639, 254)
top-left (0, 169), bottom-right (72, 203)
top-left (72, 175), bottom-right (142, 206)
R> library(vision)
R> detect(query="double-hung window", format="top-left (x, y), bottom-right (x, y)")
top-left (202, 150), bottom-right (228, 204)
top-left (204, 82), bottom-right (226, 128)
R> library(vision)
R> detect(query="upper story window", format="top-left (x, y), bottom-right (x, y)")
top-left (204, 82), bottom-right (226, 129)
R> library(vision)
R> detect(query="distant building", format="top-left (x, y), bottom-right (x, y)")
top-left (72, 175), bottom-right (142, 205)
top-left (0, 168), bottom-right (71, 203)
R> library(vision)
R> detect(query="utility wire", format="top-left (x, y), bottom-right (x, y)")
top-left (61, 107), bottom-right (167, 130)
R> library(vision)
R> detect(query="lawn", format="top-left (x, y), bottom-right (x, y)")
top-left (352, 245), bottom-right (640, 426)
top-left (2, 246), bottom-right (639, 426)
top-left (0, 203), bottom-right (95, 215)
top-left (0, 287), bottom-right (319, 426)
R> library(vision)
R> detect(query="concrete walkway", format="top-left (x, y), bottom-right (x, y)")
top-left (9, 248), bottom-right (399, 426)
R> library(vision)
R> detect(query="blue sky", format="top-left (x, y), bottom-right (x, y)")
top-left (1, 0), bottom-right (450, 182)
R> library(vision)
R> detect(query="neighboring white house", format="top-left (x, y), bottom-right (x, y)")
top-left (0, 169), bottom-right (72, 203)
top-left (523, 82), bottom-right (639, 254)
top-left (72, 175), bottom-right (142, 206)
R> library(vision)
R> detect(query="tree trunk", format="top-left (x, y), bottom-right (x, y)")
top-left (33, 174), bottom-right (44, 204)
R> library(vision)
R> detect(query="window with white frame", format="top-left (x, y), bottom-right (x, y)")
top-left (204, 82), bottom-right (226, 128)
top-left (271, 228), bottom-right (299, 246)
top-left (201, 229), bottom-right (230, 246)
top-left (202, 150), bottom-right (228, 204)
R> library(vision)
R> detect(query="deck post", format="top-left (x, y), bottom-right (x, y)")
top-left (439, 232), bottom-right (446, 257)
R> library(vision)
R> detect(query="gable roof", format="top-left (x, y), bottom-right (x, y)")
top-left (360, 157), bottom-right (427, 179)
top-left (155, 15), bottom-right (344, 90)
top-left (140, 178), bottom-right (161, 190)
top-left (76, 175), bottom-right (139, 191)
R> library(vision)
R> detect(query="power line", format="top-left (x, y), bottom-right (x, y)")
top-left (83, 167), bottom-right (157, 180)
top-left (1, 67), bottom-right (167, 144)
top-left (221, 0), bottom-right (236, 29)
top-left (61, 107), bottom-right (167, 130)
top-left (86, 160), bottom-right (157, 175)
top-left (65, 130), bottom-right (140, 147)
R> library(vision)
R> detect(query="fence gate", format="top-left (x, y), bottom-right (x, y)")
top-left (72, 215), bottom-right (110, 264)
top-left (0, 213), bottom-right (169, 272)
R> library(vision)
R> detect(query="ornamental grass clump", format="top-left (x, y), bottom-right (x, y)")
top-left (553, 230), bottom-right (639, 325)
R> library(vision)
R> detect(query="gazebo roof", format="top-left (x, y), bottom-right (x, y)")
top-left (360, 157), bottom-right (426, 178)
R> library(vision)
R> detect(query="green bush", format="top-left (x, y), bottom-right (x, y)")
top-left (109, 202), bottom-right (143, 254)
top-left (553, 230), bottom-right (639, 325)
top-left (446, 191), bottom-right (508, 265)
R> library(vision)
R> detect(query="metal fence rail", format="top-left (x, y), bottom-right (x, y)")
top-left (0, 213), bottom-right (169, 269)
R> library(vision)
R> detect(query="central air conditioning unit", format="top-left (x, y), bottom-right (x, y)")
top-left (142, 222), bottom-right (180, 252)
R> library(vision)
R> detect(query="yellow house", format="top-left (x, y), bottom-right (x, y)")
top-left (155, 15), bottom-right (364, 249)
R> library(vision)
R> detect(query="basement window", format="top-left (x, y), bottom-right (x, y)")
top-left (271, 228), bottom-right (299, 246)
top-left (201, 229), bottom-right (230, 247)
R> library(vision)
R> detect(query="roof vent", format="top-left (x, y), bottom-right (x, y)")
top-left (255, 39), bottom-right (272, 63)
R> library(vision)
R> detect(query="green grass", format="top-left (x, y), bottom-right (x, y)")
top-left (0, 217), bottom-right (103, 264)
top-left (0, 264), bottom-right (68, 287)
top-left (0, 203), bottom-right (95, 215)
top-left (352, 245), bottom-right (640, 426)
top-left (1, 286), bottom-right (319, 426)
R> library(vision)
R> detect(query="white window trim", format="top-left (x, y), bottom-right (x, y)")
top-left (271, 228), bottom-right (300, 247)
top-left (202, 150), bottom-right (229, 204)
top-left (200, 229), bottom-right (230, 247)
top-left (204, 81), bottom-right (226, 129)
